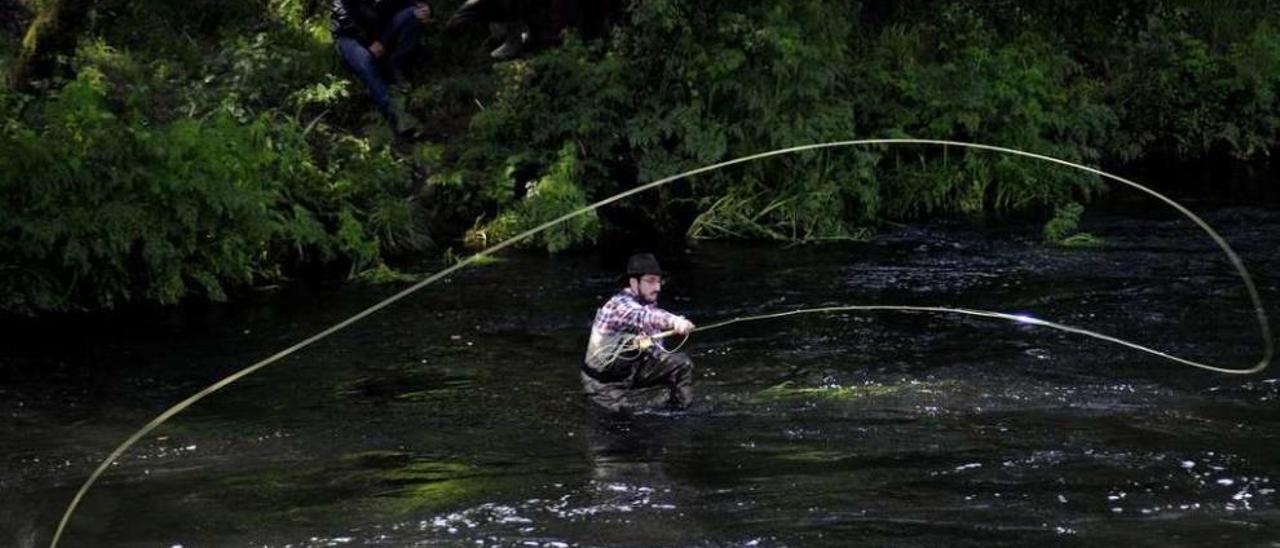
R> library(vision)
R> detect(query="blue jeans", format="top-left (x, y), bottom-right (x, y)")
top-left (336, 7), bottom-right (424, 122)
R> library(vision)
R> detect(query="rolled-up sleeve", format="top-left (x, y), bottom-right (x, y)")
top-left (617, 298), bottom-right (677, 334)
top-left (590, 291), bottom-right (674, 336)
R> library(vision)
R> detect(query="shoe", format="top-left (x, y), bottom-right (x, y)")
top-left (490, 26), bottom-right (526, 60)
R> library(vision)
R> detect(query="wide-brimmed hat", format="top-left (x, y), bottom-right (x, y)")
top-left (624, 253), bottom-right (665, 278)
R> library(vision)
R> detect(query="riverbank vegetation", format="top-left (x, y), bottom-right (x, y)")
top-left (2, 0), bottom-right (1277, 313)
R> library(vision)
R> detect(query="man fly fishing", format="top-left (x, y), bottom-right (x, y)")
top-left (582, 253), bottom-right (696, 413)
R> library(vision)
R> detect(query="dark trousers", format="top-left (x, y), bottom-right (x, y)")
top-left (582, 351), bottom-right (693, 413)
top-left (335, 7), bottom-right (423, 122)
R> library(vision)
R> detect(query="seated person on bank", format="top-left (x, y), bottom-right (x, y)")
top-left (582, 253), bottom-right (696, 413)
top-left (330, 0), bottom-right (430, 135)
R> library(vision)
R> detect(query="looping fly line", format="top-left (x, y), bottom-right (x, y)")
top-left (50, 139), bottom-right (1274, 548)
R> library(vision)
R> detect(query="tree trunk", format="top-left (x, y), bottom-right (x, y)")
top-left (8, 0), bottom-right (92, 89)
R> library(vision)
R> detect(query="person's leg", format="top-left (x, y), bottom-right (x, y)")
top-left (632, 352), bottom-right (693, 409)
top-left (665, 353), bottom-right (694, 408)
top-left (335, 37), bottom-right (393, 122)
top-left (383, 7), bottom-right (424, 81)
top-left (581, 372), bottom-right (632, 414)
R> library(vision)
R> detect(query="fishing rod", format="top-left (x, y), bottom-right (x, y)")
top-left (596, 305), bottom-right (1242, 375)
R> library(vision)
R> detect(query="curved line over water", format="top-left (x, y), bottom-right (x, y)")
top-left (50, 139), bottom-right (1274, 547)
top-left (633, 304), bottom-right (1252, 374)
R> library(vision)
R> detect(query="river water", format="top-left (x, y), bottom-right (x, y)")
top-left (3, 203), bottom-right (1279, 547)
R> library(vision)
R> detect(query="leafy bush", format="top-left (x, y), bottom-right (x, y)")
top-left (1107, 17), bottom-right (1280, 161)
top-left (436, 1), bottom-right (1125, 248)
top-left (0, 57), bottom-right (423, 314)
top-left (4, 0), bottom-right (1278, 314)
top-left (472, 142), bottom-right (601, 252)
top-left (1042, 201), bottom-right (1100, 247)
top-left (851, 5), bottom-right (1114, 218)
top-left (436, 1), bottom-right (876, 247)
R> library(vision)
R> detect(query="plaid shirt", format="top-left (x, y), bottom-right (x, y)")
top-left (591, 288), bottom-right (680, 337)
top-left (584, 288), bottom-right (681, 368)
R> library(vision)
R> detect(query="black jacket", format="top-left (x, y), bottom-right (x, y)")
top-left (331, 0), bottom-right (415, 42)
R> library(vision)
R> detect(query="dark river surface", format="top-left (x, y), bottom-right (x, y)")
top-left (4, 203), bottom-right (1280, 547)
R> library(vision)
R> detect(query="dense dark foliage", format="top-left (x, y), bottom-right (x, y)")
top-left (2, 0), bottom-right (1277, 313)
